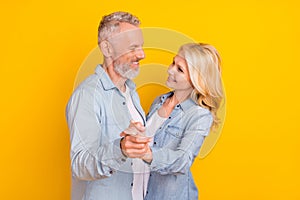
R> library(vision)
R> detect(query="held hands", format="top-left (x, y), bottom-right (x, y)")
top-left (120, 121), bottom-right (152, 160)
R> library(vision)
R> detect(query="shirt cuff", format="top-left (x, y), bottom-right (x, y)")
top-left (113, 138), bottom-right (127, 162)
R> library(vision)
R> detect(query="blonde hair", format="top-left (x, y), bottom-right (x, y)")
top-left (179, 43), bottom-right (224, 128)
top-left (98, 11), bottom-right (140, 44)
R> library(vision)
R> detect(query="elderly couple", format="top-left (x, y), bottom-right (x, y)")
top-left (66, 11), bottom-right (224, 200)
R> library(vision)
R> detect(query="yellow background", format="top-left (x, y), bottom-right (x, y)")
top-left (1, 0), bottom-right (299, 199)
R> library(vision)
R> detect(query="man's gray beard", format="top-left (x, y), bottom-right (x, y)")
top-left (114, 63), bottom-right (139, 79)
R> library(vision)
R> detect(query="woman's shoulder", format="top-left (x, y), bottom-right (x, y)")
top-left (183, 98), bottom-right (211, 115)
top-left (185, 104), bottom-right (213, 129)
top-left (189, 107), bottom-right (212, 124)
top-left (183, 100), bottom-right (213, 123)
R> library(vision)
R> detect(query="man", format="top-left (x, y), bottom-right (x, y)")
top-left (66, 11), bottom-right (151, 200)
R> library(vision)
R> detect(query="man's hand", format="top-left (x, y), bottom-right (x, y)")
top-left (120, 121), bottom-right (151, 158)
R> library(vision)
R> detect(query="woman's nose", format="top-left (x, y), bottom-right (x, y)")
top-left (167, 65), bottom-right (175, 74)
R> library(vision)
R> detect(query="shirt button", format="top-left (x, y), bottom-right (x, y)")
top-left (131, 183), bottom-right (133, 186)
top-left (109, 170), bottom-right (113, 174)
top-left (121, 158), bottom-right (126, 162)
top-left (153, 142), bottom-right (156, 145)
top-left (123, 102), bottom-right (126, 105)
top-left (168, 116), bottom-right (171, 119)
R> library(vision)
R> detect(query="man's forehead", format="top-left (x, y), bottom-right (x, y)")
top-left (119, 22), bottom-right (140, 32)
top-left (109, 28), bottom-right (143, 43)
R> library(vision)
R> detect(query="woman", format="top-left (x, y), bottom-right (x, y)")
top-left (143, 43), bottom-right (224, 200)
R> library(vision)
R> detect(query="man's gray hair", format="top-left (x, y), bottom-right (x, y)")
top-left (98, 11), bottom-right (141, 44)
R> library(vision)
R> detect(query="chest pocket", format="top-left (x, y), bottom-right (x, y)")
top-left (163, 125), bottom-right (184, 149)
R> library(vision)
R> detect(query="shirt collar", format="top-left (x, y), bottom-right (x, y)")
top-left (160, 91), bottom-right (198, 112)
top-left (95, 64), bottom-right (136, 91)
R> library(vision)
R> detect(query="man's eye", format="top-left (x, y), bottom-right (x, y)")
top-left (130, 46), bottom-right (142, 51)
top-left (177, 67), bottom-right (183, 72)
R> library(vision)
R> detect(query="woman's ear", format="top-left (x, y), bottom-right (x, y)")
top-left (99, 40), bottom-right (113, 57)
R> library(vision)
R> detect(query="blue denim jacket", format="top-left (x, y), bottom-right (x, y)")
top-left (145, 92), bottom-right (213, 200)
top-left (66, 65), bottom-right (146, 200)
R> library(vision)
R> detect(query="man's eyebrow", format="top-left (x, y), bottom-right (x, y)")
top-left (129, 44), bottom-right (143, 49)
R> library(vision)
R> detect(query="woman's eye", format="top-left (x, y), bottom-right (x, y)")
top-left (177, 67), bottom-right (183, 72)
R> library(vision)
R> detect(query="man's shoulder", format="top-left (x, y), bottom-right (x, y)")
top-left (76, 74), bottom-right (101, 91)
top-left (74, 64), bottom-right (108, 91)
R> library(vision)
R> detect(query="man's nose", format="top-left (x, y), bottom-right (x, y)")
top-left (135, 48), bottom-right (145, 59)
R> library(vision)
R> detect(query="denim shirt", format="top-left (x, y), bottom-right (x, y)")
top-left (66, 65), bottom-right (145, 200)
top-left (145, 92), bottom-right (213, 200)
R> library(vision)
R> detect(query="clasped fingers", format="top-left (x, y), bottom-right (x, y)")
top-left (120, 133), bottom-right (152, 158)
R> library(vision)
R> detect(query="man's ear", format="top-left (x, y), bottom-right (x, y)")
top-left (99, 41), bottom-right (113, 57)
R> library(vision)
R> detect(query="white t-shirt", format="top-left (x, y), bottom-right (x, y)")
top-left (122, 86), bottom-right (167, 200)
top-left (121, 86), bottom-right (144, 200)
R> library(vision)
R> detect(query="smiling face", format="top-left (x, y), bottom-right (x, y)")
top-left (166, 53), bottom-right (193, 91)
top-left (107, 23), bottom-right (145, 79)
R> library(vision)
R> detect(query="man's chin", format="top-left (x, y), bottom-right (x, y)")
top-left (124, 70), bottom-right (139, 79)
top-left (113, 63), bottom-right (139, 79)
